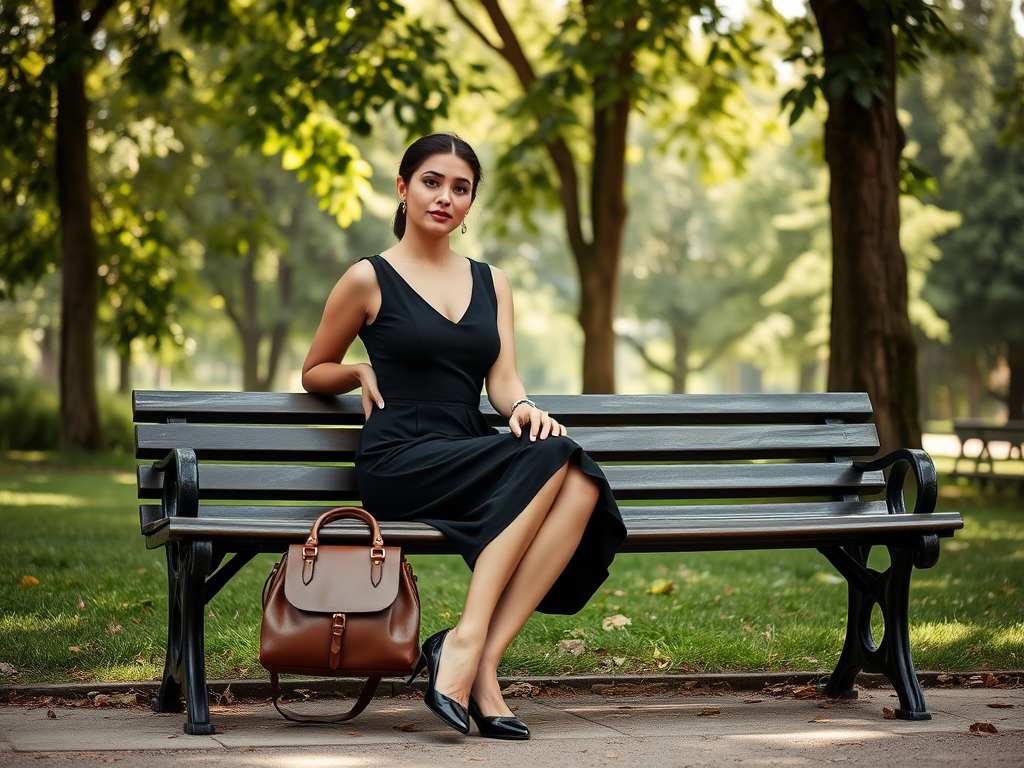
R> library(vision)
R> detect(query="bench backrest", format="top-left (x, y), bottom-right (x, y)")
top-left (135, 391), bottom-right (888, 545)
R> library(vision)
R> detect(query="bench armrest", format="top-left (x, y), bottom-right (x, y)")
top-left (153, 448), bottom-right (199, 520)
top-left (855, 448), bottom-right (937, 516)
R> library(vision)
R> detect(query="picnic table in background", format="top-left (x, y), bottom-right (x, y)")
top-left (951, 419), bottom-right (1024, 492)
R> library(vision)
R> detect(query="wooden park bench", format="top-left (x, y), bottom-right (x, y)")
top-left (134, 390), bottom-right (963, 734)
top-left (951, 419), bottom-right (1024, 493)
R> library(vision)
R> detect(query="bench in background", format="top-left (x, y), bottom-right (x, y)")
top-left (134, 390), bottom-right (963, 734)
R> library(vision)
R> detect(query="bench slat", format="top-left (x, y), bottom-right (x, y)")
top-left (140, 499), bottom-right (892, 530)
top-left (137, 462), bottom-right (885, 501)
top-left (139, 507), bottom-right (963, 553)
top-left (133, 391), bottom-right (874, 426)
top-left (135, 423), bottom-right (880, 462)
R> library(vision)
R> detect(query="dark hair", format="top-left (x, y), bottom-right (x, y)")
top-left (393, 133), bottom-right (482, 239)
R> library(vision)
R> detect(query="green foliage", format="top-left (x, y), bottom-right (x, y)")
top-left (779, 0), bottom-right (968, 125)
top-left (0, 0), bottom-right (458, 368)
top-left (906, 0), bottom-right (1024, 350)
top-left (0, 377), bottom-right (133, 453)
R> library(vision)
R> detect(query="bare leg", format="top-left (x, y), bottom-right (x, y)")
top-left (472, 465), bottom-right (600, 715)
top-left (430, 463), bottom-right (570, 708)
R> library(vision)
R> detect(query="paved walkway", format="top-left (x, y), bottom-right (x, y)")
top-left (2, 686), bottom-right (1021, 767)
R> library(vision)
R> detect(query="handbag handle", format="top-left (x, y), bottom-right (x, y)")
top-left (306, 506), bottom-right (384, 549)
top-left (302, 506), bottom-right (386, 587)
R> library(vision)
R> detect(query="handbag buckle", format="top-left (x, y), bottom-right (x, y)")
top-left (332, 613), bottom-right (346, 636)
top-left (302, 545), bottom-right (318, 560)
top-left (370, 546), bottom-right (386, 562)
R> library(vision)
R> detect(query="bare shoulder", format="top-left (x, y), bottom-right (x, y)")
top-left (342, 258), bottom-right (378, 289)
top-left (488, 264), bottom-right (512, 299)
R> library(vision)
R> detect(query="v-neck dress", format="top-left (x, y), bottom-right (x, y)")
top-left (354, 255), bottom-right (626, 615)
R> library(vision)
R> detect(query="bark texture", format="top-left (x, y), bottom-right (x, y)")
top-left (811, 0), bottom-right (922, 453)
top-left (54, 0), bottom-right (105, 450)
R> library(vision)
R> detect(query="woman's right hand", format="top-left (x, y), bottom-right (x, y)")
top-left (358, 364), bottom-right (385, 420)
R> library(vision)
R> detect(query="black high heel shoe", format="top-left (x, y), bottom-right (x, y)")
top-left (406, 629), bottom-right (469, 734)
top-left (468, 696), bottom-right (530, 740)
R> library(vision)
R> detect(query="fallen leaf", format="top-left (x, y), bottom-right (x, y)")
top-left (698, 707), bottom-right (720, 716)
top-left (793, 686), bottom-right (822, 699)
top-left (78, 600), bottom-right (85, 609)
top-left (602, 614), bottom-right (632, 631)
top-left (970, 722), bottom-right (998, 734)
top-left (501, 682), bottom-right (537, 698)
top-left (604, 754), bottom-right (620, 759)
top-left (394, 723), bottom-right (420, 732)
top-left (882, 708), bottom-right (896, 719)
top-left (21, 576), bottom-right (39, 587)
top-left (47, 710), bottom-right (56, 719)
top-left (987, 702), bottom-right (1014, 709)
top-left (92, 695), bottom-right (110, 707)
top-left (646, 579), bottom-right (676, 595)
top-left (348, 732), bottom-right (362, 737)
top-left (68, 647), bottom-right (81, 653)
top-left (104, 623), bottom-right (124, 635)
top-left (557, 639), bottom-right (586, 656)
top-left (743, 698), bottom-right (763, 704)
top-left (613, 590), bottom-right (627, 597)
top-left (809, 716), bottom-right (829, 723)
top-left (131, 618), bottom-right (143, 625)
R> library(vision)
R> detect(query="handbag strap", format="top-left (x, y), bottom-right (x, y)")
top-left (303, 507), bottom-right (387, 586)
top-left (308, 507), bottom-right (383, 549)
top-left (270, 673), bottom-right (382, 724)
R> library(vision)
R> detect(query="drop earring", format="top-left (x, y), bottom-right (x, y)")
top-left (401, 199), bottom-right (407, 214)
top-left (461, 219), bottom-right (468, 234)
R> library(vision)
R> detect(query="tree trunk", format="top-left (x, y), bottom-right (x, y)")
top-left (811, 0), bottom-right (921, 454)
top-left (672, 322), bottom-right (691, 394)
top-left (577, 54), bottom-right (631, 394)
top-left (239, 251), bottom-right (262, 392)
top-left (54, 0), bottom-right (105, 451)
top-left (1007, 340), bottom-right (1024, 422)
top-left (118, 350), bottom-right (132, 395)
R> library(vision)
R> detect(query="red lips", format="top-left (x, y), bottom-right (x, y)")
top-left (428, 210), bottom-right (452, 220)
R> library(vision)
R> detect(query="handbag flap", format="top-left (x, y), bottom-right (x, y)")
top-left (283, 545), bottom-right (402, 613)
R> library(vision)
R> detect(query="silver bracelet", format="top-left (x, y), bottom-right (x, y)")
top-left (510, 397), bottom-right (536, 417)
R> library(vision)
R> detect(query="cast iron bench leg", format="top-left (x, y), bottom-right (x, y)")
top-left (151, 539), bottom-right (217, 735)
top-left (152, 541), bottom-right (185, 715)
top-left (820, 540), bottom-right (937, 721)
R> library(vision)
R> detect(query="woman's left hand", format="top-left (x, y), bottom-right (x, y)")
top-left (510, 405), bottom-right (567, 441)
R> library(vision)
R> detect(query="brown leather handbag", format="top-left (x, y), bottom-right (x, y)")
top-left (260, 506), bottom-right (421, 722)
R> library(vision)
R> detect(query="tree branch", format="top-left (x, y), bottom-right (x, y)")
top-left (83, 0), bottom-right (119, 36)
top-left (618, 332), bottom-right (674, 379)
top-left (447, 0), bottom-right (503, 54)
top-left (454, 0), bottom-right (588, 260)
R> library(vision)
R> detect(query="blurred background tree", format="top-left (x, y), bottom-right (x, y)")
top-left (2, 0), bottom-right (1022, 451)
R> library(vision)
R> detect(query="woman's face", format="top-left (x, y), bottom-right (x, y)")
top-left (397, 152), bottom-right (475, 237)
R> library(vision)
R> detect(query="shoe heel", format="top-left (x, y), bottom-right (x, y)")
top-left (406, 653), bottom-right (426, 687)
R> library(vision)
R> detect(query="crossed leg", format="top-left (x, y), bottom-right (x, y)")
top-left (430, 460), bottom-right (600, 716)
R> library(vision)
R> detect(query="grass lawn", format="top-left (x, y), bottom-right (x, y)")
top-left (0, 451), bottom-right (1021, 686)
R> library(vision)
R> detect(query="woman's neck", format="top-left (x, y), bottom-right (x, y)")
top-left (389, 229), bottom-right (453, 266)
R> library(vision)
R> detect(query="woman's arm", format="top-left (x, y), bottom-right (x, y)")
top-left (302, 260), bottom-right (384, 418)
top-left (484, 266), bottom-right (566, 440)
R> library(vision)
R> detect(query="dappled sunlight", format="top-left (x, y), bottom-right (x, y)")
top-left (0, 490), bottom-right (86, 507)
top-left (0, 612), bottom-right (82, 633)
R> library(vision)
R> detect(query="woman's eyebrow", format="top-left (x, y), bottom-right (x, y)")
top-left (421, 170), bottom-right (472, 185)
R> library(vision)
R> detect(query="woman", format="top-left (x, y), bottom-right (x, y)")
top-left (302, 133), bottom-right (625, 739)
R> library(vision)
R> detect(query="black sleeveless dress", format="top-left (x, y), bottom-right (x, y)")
top-left (354, 255), bottom-right (626, 615)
